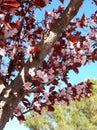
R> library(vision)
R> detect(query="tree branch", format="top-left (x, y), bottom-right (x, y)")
top-left (5, 17), bottom-right (25, 85)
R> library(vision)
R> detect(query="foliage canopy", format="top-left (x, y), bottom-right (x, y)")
top-left (0, 0), bottom-right (97, 129)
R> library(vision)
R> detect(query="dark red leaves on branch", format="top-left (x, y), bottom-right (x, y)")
top-left (2, 0), bottom-right (20, 8)
top-left (68, 35), bottom-right (78, 44)
top-left (92, 49), bottom-right (97, 61)
top-left (48, 106), bottom-right (54, 111)
top-left (30, 45), bottom-right (42, 53)
top-left (17, 115), bottom-right (25, 122)
top-left (33, 0), bottom-right (51, 8)
top-left (80, 14), bottom-right (88, 27)
top-left (0, 40), bottom-right (6, 47)
top-left (16, 19), bottom-right (21, 28)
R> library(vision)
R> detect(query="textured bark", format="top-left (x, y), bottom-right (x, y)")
top-left (0, 0), bottom-right (84, 129)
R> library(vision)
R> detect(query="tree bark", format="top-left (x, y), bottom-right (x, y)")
top-left (0, 0), bottom-right (84, 129)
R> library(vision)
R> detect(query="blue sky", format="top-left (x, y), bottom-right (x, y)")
top-left (4, 118), bottom-right (28, 130)
top-left (69, 62), bottom-right (97, 84)
top-left (3, 0), bottom-right (97, 130)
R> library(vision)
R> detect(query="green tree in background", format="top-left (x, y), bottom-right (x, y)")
top-left (24, 79), bottom-right (97, 130)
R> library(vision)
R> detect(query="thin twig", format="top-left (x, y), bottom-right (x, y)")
top-left (5, 17), bottom-right (26, 85)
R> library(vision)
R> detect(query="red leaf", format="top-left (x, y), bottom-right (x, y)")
top-left (16, 19), bottom-right (21, 28)
top-left (2, 0), bottom-right (16, 1)
top-left (49, 86), bottom-right (55, 92)
top-left (72, 67), bottom-right (79, 74)
top-left (0, 19), bottom-right (12, 30)
top-left (92, 49), bottom-right (97, 61)
top-left (80, 14), bottom-right (87, 27)
top-left (3, 0), bottom-right (20, 8)
top-left (30, 45), bottom-right (42, 53)
top-left (68, 35), bottom-right (78, 43)
top-left (33, 0), bottom-right (51, 8)
top-left (17, 115), bottom-right (25, 122)
top-left (36, 87), bottom-right (44, 93)
top-left (58, 6), bottom-right (64, 13)
top-left (0, 40), bottom-right (6, 47)
top-left (48, 106), bottom-right (54, 112)
top-left (52, 79), bottom-right (58, 85)
top-left (74, 62), bottom-right (81, 67)
top-left (22, 98), bottom-right (31, 108)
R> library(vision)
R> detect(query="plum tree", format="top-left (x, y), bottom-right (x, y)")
top-left (0, 0), bottom-right (97, 129)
